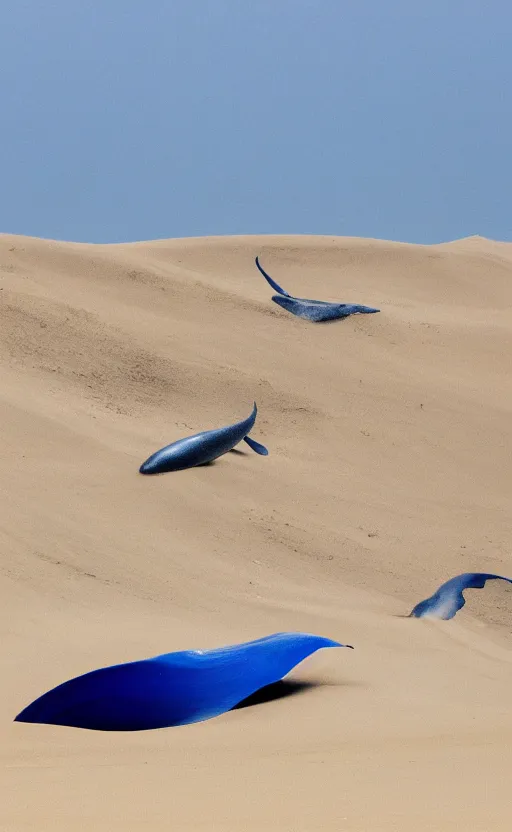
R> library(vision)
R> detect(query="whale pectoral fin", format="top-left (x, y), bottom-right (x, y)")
top-left (244, 436), bottom-right (269, 456)
top-left (255, 257), bottom-right (291, 297)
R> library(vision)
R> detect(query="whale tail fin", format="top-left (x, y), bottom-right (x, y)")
top-left (255, 257), bottom-right (291, 297)
top-left (244, 436), bottom-right (269, 456)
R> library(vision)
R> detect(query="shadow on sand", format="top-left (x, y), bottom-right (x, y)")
top-left (231, 679), bottom-right (318, 710)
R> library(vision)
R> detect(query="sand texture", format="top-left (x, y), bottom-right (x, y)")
top-left (1, 233), bottom-right (511, 831)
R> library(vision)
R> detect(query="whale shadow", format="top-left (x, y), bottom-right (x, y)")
top-left (231, 679), bottom-right (318, 710)
top-left (231, 677), bottom-right (364, 711)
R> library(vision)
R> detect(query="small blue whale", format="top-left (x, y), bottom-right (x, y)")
top-left (14, 632), bottom-right (352, 731)
top-left (409, 572), bottom-right (512, 620)
top-left (139, 403), bottom-right (268, 474)
top-left (255, 257), bottom-right (380, 322)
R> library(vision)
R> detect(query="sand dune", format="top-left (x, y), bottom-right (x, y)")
top-left (1, 233), bottom-right (511, 830)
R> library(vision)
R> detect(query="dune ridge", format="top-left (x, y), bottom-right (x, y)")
top-left (1, 233), bottom-right (511, 831)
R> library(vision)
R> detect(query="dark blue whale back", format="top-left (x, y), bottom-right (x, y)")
top-left (140, 403), bottom-right (258, 474)
top-left (14, 632), bottom-right (348, 731)
top-left (272, 295), bottom-right (380, 322)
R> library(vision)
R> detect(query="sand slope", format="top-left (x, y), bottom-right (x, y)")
top-left (1, 233), bottom-right (511, 831)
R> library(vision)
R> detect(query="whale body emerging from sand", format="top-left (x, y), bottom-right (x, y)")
top-left (255, 257), bottom-right (380, 322)
top-left (139, 403), bottom-right (268, 474)
top-left (409, 572), bottom-right (512, 620)
top-left (14, 633), bottom-right (351, 731)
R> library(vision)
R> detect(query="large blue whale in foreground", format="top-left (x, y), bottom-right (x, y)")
top-left (409, 572), bottom-right (512, 620)
top-left (255, 257), bottom-right (380, 322)
top-left (139, 402), bottom-right (268, 474)
top-left (14, 633), bottom-right (351, 731)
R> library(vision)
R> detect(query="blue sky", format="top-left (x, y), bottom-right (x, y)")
top-left (1, 1), bottom-right (510, 244)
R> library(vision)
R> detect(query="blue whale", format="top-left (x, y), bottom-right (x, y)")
top-left (139, 402), bottom-right (268, 474)
top-left (255, 257), bottom-right (380, 322)
top-left (409, 572), bottom-right (512, 620)
top-left (14, 632), bottom-right (352, 731)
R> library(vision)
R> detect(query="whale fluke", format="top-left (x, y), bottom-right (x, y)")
top-left (409, 572), bottom-right (512, 620)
